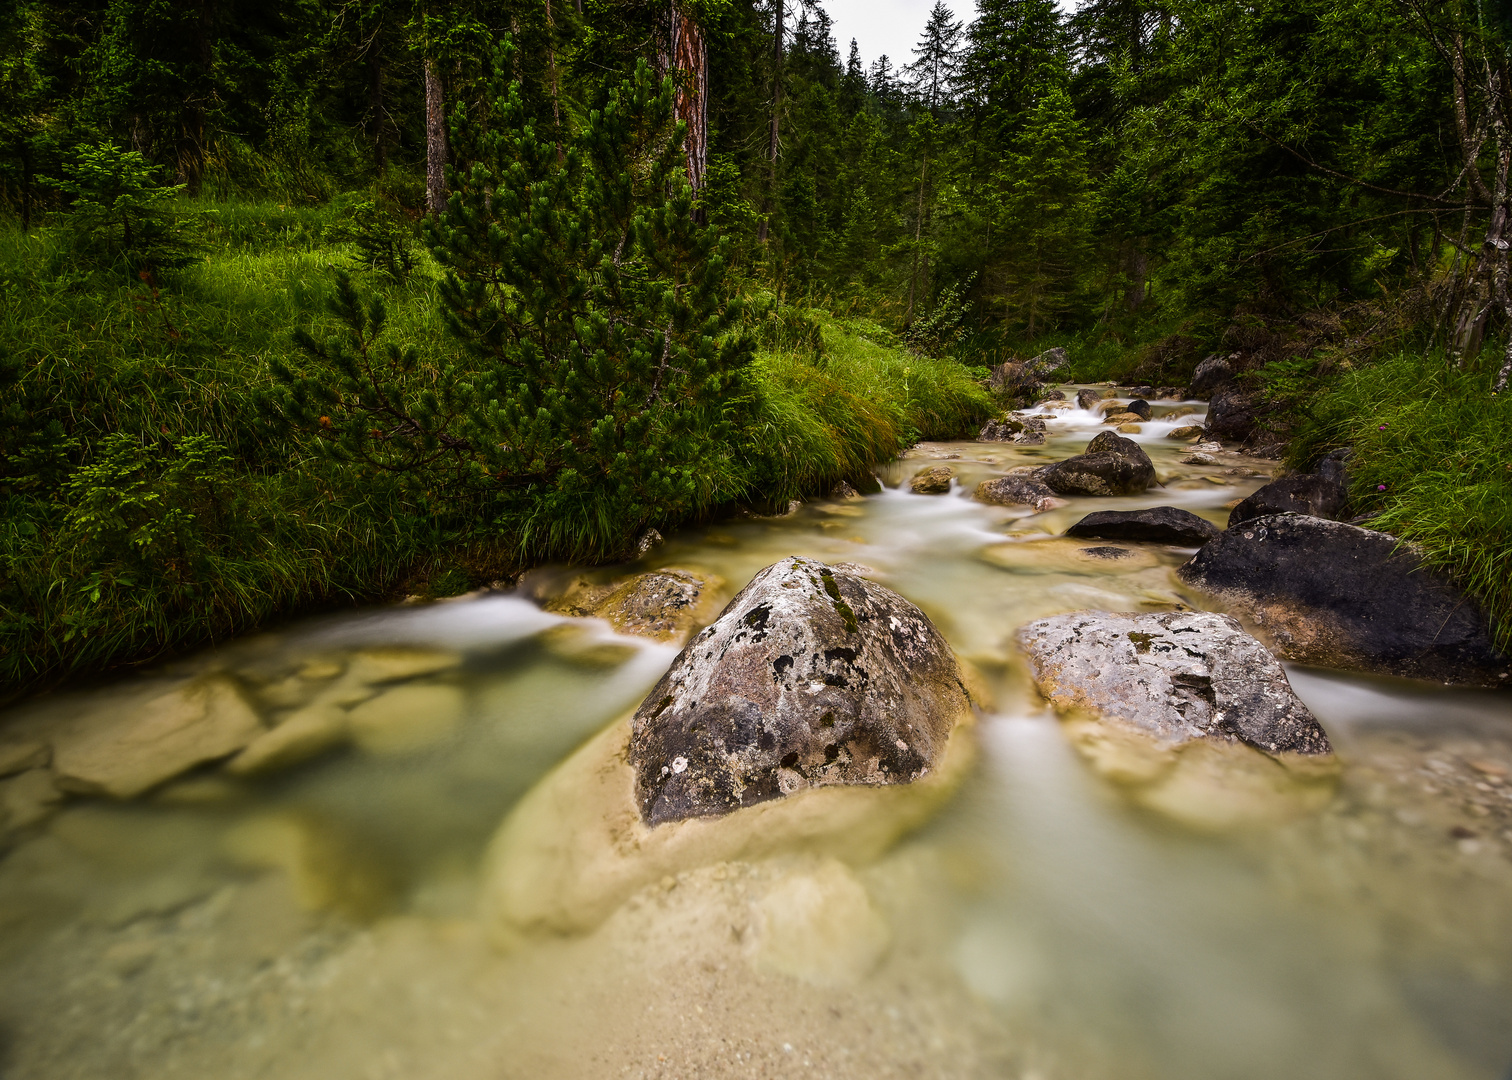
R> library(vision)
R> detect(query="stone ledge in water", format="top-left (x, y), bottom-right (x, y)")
top-left (1019, 610), bottom-right (1337, 829)
top-left (1227, 453), bottom-right (1348, 527)
top-left (540, 568), bottom-right (724, 644)
top-left (1178, 514), bottom-right (1510, 687)
top-left (1065, 507), bottom-right (1222, 547)
top-left (52, 675), bottom-right (266, 798)
top-left (629, 557), bottom-right (972, 826)
top-left (973, 475), bottom-right (1065, 513)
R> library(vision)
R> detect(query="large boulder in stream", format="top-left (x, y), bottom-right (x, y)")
top-left (1178, 514), bottom-right (1511, 687)
top-left (481, 558), bottom-right (977, 936)
top-left (1040, 430), bottom-right (1157, 497)
top-left (1227, 454), bottom-right (1349, 527)
top-left (1065, 507), bottom-right (1221, 547)
top-left (1020, 610), bottom-right (1338, 829)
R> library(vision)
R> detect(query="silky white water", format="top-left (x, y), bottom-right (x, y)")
top-left (0, 392), bottom-right (1509, 1080)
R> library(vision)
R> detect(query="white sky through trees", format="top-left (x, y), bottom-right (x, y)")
top-left (823, 0), bottom-right (1081, 73)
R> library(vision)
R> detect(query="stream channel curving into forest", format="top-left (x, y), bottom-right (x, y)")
top-left (1, 390), bottom-right (1510, 1080)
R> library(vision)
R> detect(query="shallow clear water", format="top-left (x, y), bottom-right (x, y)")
top-left (1, 391), bottom-right (1510, 1080)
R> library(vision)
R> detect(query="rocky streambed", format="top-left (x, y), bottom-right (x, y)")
top-left (0, 386), bottom-right (1509, 1080)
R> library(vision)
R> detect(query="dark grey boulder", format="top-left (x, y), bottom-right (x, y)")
top-left (1075, 388), bottom-right (1103, 411)
top-left (974, 475), bottom-right (1061, 511)
top-left (628, 557), bottom-right (973, 825)
top-left (1035, 389), bottom-right (1067, 403)
top-left (1205, 386), bottom-right (1257, 442)
top-left (1019, 610), bottom-right (1332, 756)
top-left (1066, 507), bottom-right (1221, 547)
top-left (1189, 354), bottom-right (1235, 398)
top-left (1228, 455), bottom-right (1348, 527)
top-left (1041, 431), bottom-right (1157, 497)
top-left (1178, 514), bottom-right (1511, 687)
top-left (1125, 398), bottom-right (1152, 420)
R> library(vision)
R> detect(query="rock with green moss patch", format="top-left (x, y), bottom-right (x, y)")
top-left (629, 557), bottom-right (973, 826)
top-left (909, 465), bottom-right (955, 494)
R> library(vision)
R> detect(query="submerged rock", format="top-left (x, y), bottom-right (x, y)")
top-left (909, 466), bottom-right (955, 494)
top-left (543, 568), bottom-right (723, 644)
top-left (53, 676), bottom-right (265, 798)
top-left (0, 740), bottom-right (49, 778)
top-left (481, 558), bottom-right (976, 935)
top-left (1178, 514), bottom-right (1511, 687)
top-left (1124, 398), bottom-right (1152, 420)
top-left (974, 475), bottom-right (1064, 512)
top-left (1041, 430), bottom-right (1157, 497)
top-left (1167, 425), bottom-right (1206, 440)
top-left (1228, 454), bottom-right (1348, 527)
top-left (1065, 507), bottom-right (1221, 547)
top-left (1019, 610), bottom-right (1338, 828)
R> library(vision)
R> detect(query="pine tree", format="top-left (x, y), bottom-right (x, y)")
top-left (423, 41), bottom-right (754, 559)
top-left (905, 2), bottom-right (964, 117)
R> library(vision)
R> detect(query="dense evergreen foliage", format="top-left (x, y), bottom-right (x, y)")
top-left (4, 0), bottom-right (1512, 690)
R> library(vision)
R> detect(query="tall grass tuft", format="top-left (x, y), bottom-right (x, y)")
top-left (1290, 353), bottom-right (1512, 654)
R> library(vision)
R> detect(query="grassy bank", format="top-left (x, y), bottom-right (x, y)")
top-left (1288, 354), bottom-right (1512, 655)
top-left (0, 202), bottom-right (990, 698)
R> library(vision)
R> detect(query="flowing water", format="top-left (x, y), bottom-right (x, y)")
top-left (1, 392), bottom-right (1510, 1080)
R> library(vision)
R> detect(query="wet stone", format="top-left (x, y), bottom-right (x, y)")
top-left (1019, 609), bottom-right (1333, 756)
top-left (628, 557), bottom-right (972, 826)
top-left (909, 466), bottom-right (955, 494)
top-left (1066, 507), bottom-right (1222, 547)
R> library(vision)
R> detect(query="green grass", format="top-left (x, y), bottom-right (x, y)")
top-left (741, 310), bottom-right (992, 500)
top-left (1288, 353), bottom-right (1512, 654)
top-left (0, 207), bottom-right (989, 698)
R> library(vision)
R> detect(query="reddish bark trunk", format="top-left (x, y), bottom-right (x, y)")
top-left (425, 56), bottom-right (448, 215)
top-left (669, 3), bottom-right (708, 198)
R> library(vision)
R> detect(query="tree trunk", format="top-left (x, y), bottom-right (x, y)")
top-left (758, 0), bottom-right (784, 243)
top-left (906, 153), bottom-right (928, 325)
top-left (669, 2), bottom-right (708, 200)
top-left (546, 0), bottom-right (564, 161)
top-left (179, 0), bottom-right (215, 192)
top-left (369, 39), bottom-right (387, 174)
top-left (1128, 246), bottom-right (1147, 309)
top-left (425, 56), bottom-right (448, 215)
